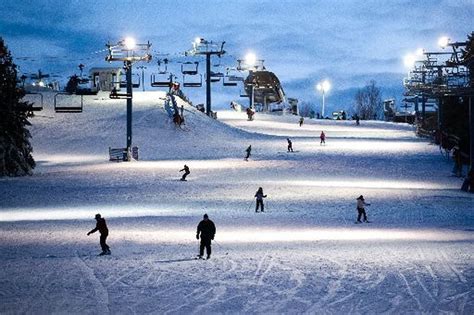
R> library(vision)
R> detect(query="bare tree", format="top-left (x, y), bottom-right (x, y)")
top-left (353, 80), bottom-right (383, 120)
top-left (298, 101), bottom-right (315, 117)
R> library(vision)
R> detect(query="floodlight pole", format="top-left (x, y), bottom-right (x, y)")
top-left (206, 53), bottom-right (212, 115)
top-left (105, 39), bottom-right (152, 161)
top-left (126, 61), bottom-right (133, 150)
top-left (188, 39), bottom-right (226, 116)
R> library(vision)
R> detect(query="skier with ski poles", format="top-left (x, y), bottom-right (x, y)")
top-left (196, 213), bottom-right (216, 259)
top-left (244, 145), bottom-right (252, 161)
top-left (179, 164), bottom-right (190, 181)
top-left (356, 195), bottom-right (371, 223)
top-left (255, 187), bottom-right (267, 212)
top-left (87, 213), bottom-right (111, 255)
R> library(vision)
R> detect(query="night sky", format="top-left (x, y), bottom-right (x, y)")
top-left (1, 0), bottom-right (473, 111)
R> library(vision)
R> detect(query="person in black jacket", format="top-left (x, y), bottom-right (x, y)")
top-left (244, 145), bottom-right (252, 161)
top-left (255, 187), bottom-right (267, 212)
top-left (196, 214), bottom-right (216, 259)
top-left (87, 214), bottom-right (110, 255)
top-left (287, 138), bottom-right (294, 152)
top-left (180, 164), bottom-right (190, 181)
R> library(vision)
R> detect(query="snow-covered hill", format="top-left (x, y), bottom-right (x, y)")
top-left (0, 91), bottom-right (473, 314)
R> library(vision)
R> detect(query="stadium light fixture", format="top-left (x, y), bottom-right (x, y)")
top-left (438, 36), bottom-right (450, 49)
top-left (403, 53), bottom-right (416, 68)
top-left (245, 52), bottom-right (257, 67)
top-left (124, 37), bottom-right (136, 50)
top-left (316, 80), bottom-right (331, 117)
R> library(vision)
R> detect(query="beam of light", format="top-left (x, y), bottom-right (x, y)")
top-left (124, 37), bottom-right (136, 50)
top-left (438, 36), bottom-right (450, 48)
top-left (245, 52), bottom-right (257, 67)
top-left (415, 48), bottom-right (424, 56)
top-left (2, 227), bottom-right (472, 244)
top-left (403, 54), bottom-right (416, 68)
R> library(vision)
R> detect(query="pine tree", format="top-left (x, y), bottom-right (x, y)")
top-left (0, 37), bottom-right (35, 176)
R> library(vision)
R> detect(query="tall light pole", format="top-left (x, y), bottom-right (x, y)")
top-left (106, 37), bottom-right (152, 160)
top-left (186, 37), bottom-right (226, 116)
top-left (245, 53), bottom-right (257, 110)
top-left (316, 80), bottom-right (331, 118)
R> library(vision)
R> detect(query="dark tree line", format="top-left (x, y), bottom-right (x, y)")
top-left (0, 37), bottom-right (35, 176)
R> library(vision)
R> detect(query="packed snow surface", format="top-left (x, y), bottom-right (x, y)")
top-left (1, 91), bottom-right (473, 314)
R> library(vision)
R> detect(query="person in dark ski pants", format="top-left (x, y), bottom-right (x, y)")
top-left (196, 214), bottom-right (216, 259)
top-left (320, 131), bottom-right (326, 145)
top-left (255, 187), bottom-right (267, 212)
top-left (244, 145), bottom-right (252, 161)
top-left (287, 138), bottom-right (294, 152)
top-left (87, 213), bottom-right (110, 255)
top-left (356, 195), bottom-right (370, 223)
top-left (299, 117), bottom-right (304, 127)
top-left (180, 164), bottom-right (190, 181)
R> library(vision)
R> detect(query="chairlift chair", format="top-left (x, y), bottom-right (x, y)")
top-left (210, 71), bottom-right (223, 83)
top-left (54, 92), bottom-right (83, 113)
top-left (119, 73), bottom-right (141, 88)
top-left (151, 73), bottom-right (173, 87)
top-left (181, 62), bottom-right (199, 75)
top-left (183, 73), bottom-right (202, 87)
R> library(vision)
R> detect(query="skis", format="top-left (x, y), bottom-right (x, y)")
top-left (354, 221), bottom-right (371, 224)
top-left (195, 255), bottom-right (210, 260)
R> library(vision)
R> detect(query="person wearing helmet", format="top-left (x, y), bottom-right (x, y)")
top-left (196, 214), bottom-right (216, 259)
top-left (87, 213), bottom-right (111, 255)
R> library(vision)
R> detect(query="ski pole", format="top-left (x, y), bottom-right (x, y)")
top-left (247, 200), bottom-right (254, 212)
top-left (213, 240), bottom-right (229, 255)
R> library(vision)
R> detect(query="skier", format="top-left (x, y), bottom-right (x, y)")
top-left (299, 117), bottom-right (304, 127)
top-left (180, 164), bottom-right (190, 181)
top-left (196, 213), bottom-right (216, 259)
top-left (244, 145), bottom-right (252, 161)
top-left (287, 138), bottom-right (294, 152)
top-left (355, 114), bottom-right (360, 126)
top-left (320, 131), bottom-right (326, 146)
top-left (255, 187), bottom-right (267, 212)
top-left (87, 213), bottom-right (111, 255)
top-left (356, 195), bottom-right (370, 223)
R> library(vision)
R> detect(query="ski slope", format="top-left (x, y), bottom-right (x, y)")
top-left (0, 91), bottom-right (473, 314)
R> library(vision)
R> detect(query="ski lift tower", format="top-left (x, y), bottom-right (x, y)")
top-left (186, 38), bottom-right (226, 116)
top-left (105, 38), bottom-right (152, 160)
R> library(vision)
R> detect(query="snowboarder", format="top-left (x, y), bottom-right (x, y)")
top-left (255, 187), bottom-right (267, 212)
top-left (180, 164), bottom-right (190, 181)
top-left (244, 145), bottom-right (252, 161)
top-left (299, 117), bottom-right (304, 127)
top-left (287, 138), bottom-right (294, 152)
top-left (196, 213), bottom-right (216, 259)
top-left (87, 213), bottom-right (111, 255)
top-left (320, 131), bottom-right (326, 146)
top-left (356, 195), bottom-right (370, 223)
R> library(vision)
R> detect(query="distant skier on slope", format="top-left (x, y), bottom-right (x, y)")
top-left (196, 213), bottom-right (216, 259)
top-left (299, 117), bottom-right (304, 127)
top-left (356, 195), bottom-right (371, 223)
top-left (287, 138), bottom-right (294, 152)
top-left (244, 145), bottom-right (252, 161)
top-left (87, 213), bottom-right (111, 255)
top-left (355, 114), bottom-right (360, 126)
top-left (180, 164), bottom-right (190, 181)
top-left (320, 131), bottom-right (326, 146)
top-left (255, 187), bottom-right (268, 212)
